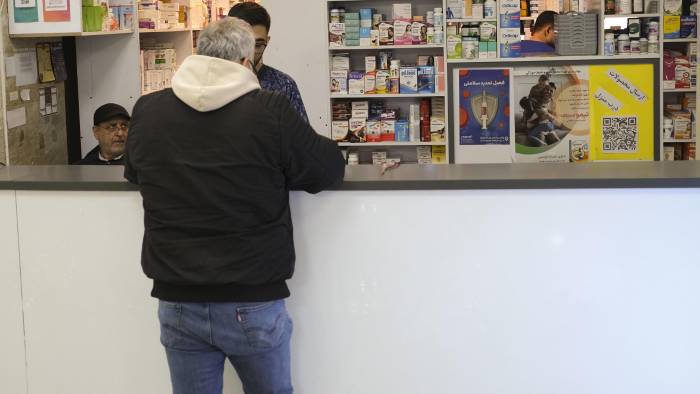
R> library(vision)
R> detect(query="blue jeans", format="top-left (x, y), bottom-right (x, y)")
top-left (158, 299), bottom-right (293, 394)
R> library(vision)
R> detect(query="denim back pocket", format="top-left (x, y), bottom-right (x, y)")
top-left (158, 300), bottom-right (183, 348)
top-left (236, 300), bottom-right (291, 350)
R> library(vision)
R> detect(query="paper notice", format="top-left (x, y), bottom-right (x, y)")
top-left (9, 91), bottom-right (19, 102)
top-left (593, 88), bottom-right (622, 112)
top-left (16, 51), bottom-right (38, 87)
top-left (44, 0), bottom-right (67, 11)
top-left (607, 68), bottom-right (647, 102)
top-left (7, 107), bottom-right (27, 129)
top-left (20, 89), bottom-right (31, 101)
top-left (5, 56), bottom-right (17, 77)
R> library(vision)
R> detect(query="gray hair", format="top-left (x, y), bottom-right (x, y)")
top-left (196, 17), bottom-right (255, 62)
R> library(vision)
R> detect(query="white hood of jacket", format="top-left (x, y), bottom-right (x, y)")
top-left (171, 55), bottom-right (260, 112)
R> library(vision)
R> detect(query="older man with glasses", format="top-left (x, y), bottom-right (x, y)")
top-left (75, 103), bottom-right (130, 165)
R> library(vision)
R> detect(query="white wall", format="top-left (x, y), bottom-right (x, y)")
top-left (0, 191), bottom-right (27, 394)
top-left (262, 0), bottom-right (330, 136)
top-left (4, 187), bottom-right (700, 393)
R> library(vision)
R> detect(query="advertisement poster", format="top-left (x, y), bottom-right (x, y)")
top-left (44, 0), bottom-right (71, 22)
top-left (513, 66), bottom-right (591, 163)
top-left (589, 64), bottom-right (654, 161)
top-left (458, 68), bottom-right (511, 145)
top-left (14, 0), bottom-right (39, 23)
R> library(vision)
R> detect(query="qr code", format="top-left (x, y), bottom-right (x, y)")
top-left (602, 116), bottom-right (638, 153)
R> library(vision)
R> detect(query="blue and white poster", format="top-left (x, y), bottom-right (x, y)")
top-left (458, 69), bottom-right (511, 145)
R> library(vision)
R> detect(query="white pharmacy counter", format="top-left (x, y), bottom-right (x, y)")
top-left (1, 163), bottom-right (699, 394)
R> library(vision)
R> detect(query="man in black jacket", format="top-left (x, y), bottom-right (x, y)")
top-left (124, 17), bottom-right (344, 394)
top-left (76, 103), bottom-right (130, 165)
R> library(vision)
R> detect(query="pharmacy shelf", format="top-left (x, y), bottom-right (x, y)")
top-left (664, 38), bottom-right (698, 43)
top-left (446, 18), bottom-right (498, 23)
top-left (139, 27), bottom-right (191, 33)
top-left (520, 16), bottom-right (535, 21)
top-left (603, 54), bottom-right (661, 59)
top-left (329, 44), bottom-right (445, 51)
top-left (664, 88), bottom-right (697, 93)
top-left (447, 54), bottom-right (662, 63)
top-left (664, 139), bottom-right (696, 143)
top-left (339, 141), bottom-right (446, 146)
top-left (331, 93), bottom-right (445, 98)
top-left (79, 29), bottom-right (134, 36)
top-left (603, 13), bottom-right (660, 18)
top-left (10, 29), bottom-right (135, 38)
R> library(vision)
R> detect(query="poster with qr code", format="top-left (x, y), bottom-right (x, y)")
top-left (589, 65), bottom-right (654, 161)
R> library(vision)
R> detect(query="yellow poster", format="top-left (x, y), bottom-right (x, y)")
top-left (589, 64), bottom-right (655, 161)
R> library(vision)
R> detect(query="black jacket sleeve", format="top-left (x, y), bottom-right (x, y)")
top-left (278, 95), bottom-right (345, 193)
top-left (123, 97), bottom-right (143, 185)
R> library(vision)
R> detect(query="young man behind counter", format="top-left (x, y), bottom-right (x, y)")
top-left (228, 2), bottom-right (309, 122)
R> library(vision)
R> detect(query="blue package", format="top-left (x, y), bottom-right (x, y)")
top-left (395, 120), bottom-right (409, 141)
top-left (360, 27), bottom-right (371, 38)
top-left (417, 66), bottom-right (435, 94)
top-left (360, 8), bottom-right (373, 20)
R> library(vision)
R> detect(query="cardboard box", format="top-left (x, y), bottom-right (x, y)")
top-left (499, 0), bottom-right (520, 28)
top-left (330, 70), bottom-right (348, 94)
top-left (394, 21), bottom-right (412, 45)
top-left (399, 67), bottom-right (418, 94)
top-left (379, 22), bottom-right (393, 46)
top-left (367, 121), bottom-right (382, 142)
top-left (332, 121), bottom-right (349, 141)
top-left (417, 66), bottom-right (435, 93)
top-left (392, 3), bottom-right (412, 21)
top-left (329, 23), bottom-right (346, 47)
top-left (380, 120), bottom-right (396, 141)
top-left (499, 28), bottom-right (521, 57)
top-left (664, 15), bottom-right (681, 39)
top-left (348, 71), bottom-right (365, 94)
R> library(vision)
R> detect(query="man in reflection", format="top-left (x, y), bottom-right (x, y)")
top-left (75, 103), bottom-right (129, 165)
top-left (521, 11), bottom-right (557, 55)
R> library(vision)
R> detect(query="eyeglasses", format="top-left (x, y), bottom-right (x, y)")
top-left (255, 40), bottom-right (267, 50)
top-left (99, 122), bottom-right (129, 133)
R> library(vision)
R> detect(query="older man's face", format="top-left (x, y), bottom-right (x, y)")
top-left (93, 117), bottom-right (129, 159)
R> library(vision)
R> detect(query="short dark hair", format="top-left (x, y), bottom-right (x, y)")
top-left (533, 11), bottom-right (557, 32)
top-left (228, 3), bottom-right (271, 32)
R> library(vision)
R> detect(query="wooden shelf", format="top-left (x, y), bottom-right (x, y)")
top-left (329, 44), bottom-right (444, 51)
top-left (339, 141), bottom-right (445, 147)
top-left (603, 13), bottom-right (660, 18)
top-left (664, 139), bottom-right (696, 143)
top-left (331, 93), bottom-right (445, 98)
